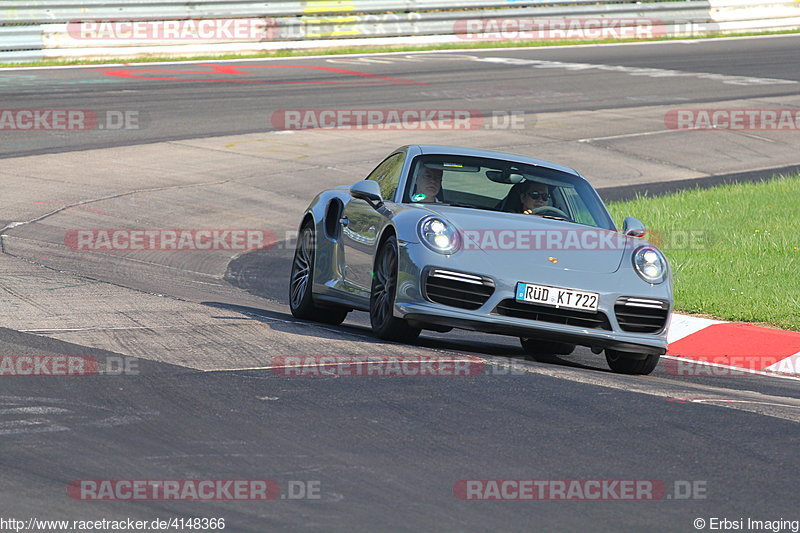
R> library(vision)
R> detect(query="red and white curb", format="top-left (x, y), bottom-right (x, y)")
top-left (665, 314), bottom-right (800, 378)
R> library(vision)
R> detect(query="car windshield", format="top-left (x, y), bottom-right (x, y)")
top-left (403, 155), bottom-right (615, 230)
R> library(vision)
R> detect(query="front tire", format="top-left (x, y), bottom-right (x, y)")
top-left (605, 349), bottom-right (660, 375)
top-left (289, 223), bottom-right (348, 326)
top-left (370, 235), bottom-right (421, 342)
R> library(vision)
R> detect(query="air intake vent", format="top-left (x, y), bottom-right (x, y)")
top-left (615, 297), bottom-right (670, 334)
top-left (424, 269), bottom-right (494, 310)
top-left (494, 300), bottom-right (612, 330)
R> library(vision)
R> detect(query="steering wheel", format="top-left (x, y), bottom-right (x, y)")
top-left (532, 206), bottom-right (569, 220)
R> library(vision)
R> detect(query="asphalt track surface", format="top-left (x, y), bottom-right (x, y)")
top-left (1, 36), bottom-right (799, 532)
top-left (2, 34), bottom-right (800, 158)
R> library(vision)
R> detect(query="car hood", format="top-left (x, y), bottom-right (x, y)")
top-left (417, 205), bottom-right (628, 274)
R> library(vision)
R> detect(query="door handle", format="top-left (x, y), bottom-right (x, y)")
top-left (339, 217), bottom-right (349, 227)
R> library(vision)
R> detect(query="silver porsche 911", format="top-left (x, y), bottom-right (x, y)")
top-left (289, 145), bottom-right (672, 375)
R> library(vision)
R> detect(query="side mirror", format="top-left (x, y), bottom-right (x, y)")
top-left (350, 180), bottom-right (383, 207)
top-left (623, 216), bottom-right (646, 238)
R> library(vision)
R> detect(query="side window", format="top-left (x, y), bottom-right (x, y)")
top-left (366, 153), bottom-right (405, 201)
top-left (562, 187), bottom-right (597, 227)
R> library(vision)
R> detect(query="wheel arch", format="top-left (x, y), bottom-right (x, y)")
top-left (374, 224), bottom-right (398, 268)
top-left (299, 212), bottom-right (315, 230)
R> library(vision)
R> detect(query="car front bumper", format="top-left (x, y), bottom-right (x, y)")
top-left (398, 302), bottom-right (667, 355)
top-left (395, 242), bottom-right (671, 355)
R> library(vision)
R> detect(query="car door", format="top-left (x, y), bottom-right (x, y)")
top-left (340, 152), bottom-right (405, 295)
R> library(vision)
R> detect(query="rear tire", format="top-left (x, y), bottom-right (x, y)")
top-left (289, 223), bottom-right (348, 326)
top-left (520, 338), bottom-right (575, 362)
top-left (370, 235), bottom-right (421, 342)
top-left (605, 349), bottom-right (660, 375)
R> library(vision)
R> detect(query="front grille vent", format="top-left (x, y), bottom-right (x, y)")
top-left (424, 269), bottom-right (494, 310)
top-left (615, 297), bottom-right (670, 334)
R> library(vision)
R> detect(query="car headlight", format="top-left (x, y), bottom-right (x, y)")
top-left (633, 246), bottom-right (667, 284)
top-left (418, 217), bottom-right (459, 254)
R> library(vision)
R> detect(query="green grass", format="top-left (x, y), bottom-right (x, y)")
top-left (606, 175), bottom-right (800, 331)
top-left (1, 28), bottom-right (798, 68)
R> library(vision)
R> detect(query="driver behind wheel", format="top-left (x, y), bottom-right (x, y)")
top-left (412, 166), bottom-right (443, 203)
top-left (520, 181), bottom-right (551, 215)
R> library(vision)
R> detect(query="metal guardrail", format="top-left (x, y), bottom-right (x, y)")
top-left (3, 1), bottom-right (657, 23)
top-left (0, 26), bottom-right (43, 51)
top-left (0, 25), bottom-right (44, 62)
top-left (1, 0), bottom-right (799, 64)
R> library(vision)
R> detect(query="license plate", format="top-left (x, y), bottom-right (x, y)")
top-left (515, 282), bottom-right (599, 312)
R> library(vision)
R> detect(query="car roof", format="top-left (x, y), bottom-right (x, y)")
top-left (411, 145), bottom-right (582, 178)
